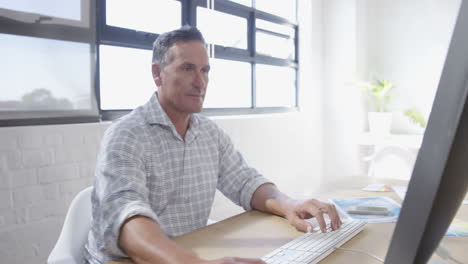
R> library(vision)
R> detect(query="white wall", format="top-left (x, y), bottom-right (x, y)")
top-left (322, 0), bottom-right (366, 179)
top-left (0, 123), bottom-right (103, 264)
top-left (321, 0), bottom-right (461, 180)
top-left (361, 0), bottom-right (461, 133)
top-left (0, 1), bottom-right (324, 263)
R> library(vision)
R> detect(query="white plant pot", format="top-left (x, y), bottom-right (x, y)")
top-left (368, 112), bottom-right (393, 135)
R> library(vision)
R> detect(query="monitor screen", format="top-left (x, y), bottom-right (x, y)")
top-left (384, 1), bottom-right (468, 263)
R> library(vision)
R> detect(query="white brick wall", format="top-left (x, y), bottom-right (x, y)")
top-left (0, 122), bottom-right (110, 264)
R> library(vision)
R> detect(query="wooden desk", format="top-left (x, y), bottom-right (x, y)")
top-left (108, 177), bottom-right (468, 263)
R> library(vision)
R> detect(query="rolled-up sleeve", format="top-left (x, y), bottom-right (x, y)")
top-left (92, 127), bottom-right (159, 257)
top-left (216, 128), bottom-right (273, 211)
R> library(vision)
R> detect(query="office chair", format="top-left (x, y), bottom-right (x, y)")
top-left (48, 186), bottom-right (93, 264)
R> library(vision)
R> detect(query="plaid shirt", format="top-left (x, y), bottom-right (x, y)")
top-left (84, 93), bottom-right (271, 264)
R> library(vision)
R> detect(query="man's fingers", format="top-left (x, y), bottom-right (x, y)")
top-left (319, 203), bottom-right (342, 230)
top-left (296, 201), bottom-right (328, 232)
top-left (288, 214), bottom-right (314, 233)
top-left (306, 199), bottom-right (342, 231)
top-left (314, 213), bottom-right (327, 233)
top-left (296, 199), bottom-right (343, 232)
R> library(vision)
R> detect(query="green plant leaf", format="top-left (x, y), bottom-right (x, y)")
top-left (404, 108), bottom-right (427, 128)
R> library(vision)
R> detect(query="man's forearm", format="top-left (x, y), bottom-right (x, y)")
top-left (119, 216), bottom-right (200, 264)
top-left (250, 183), bottom-right (296, 217)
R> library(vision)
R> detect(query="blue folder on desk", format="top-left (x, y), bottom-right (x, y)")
top-left (330, 196), bottom-right (401, 223)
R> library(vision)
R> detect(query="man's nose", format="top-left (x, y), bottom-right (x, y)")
top-left (193, 71), bottom-right (206, 88)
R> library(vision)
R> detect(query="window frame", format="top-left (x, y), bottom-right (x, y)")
top-left (98, 0), bottom-right (299, 120)
top-left (0, 0), bottom-right (99, 127)
top-left (0, 0), bottom-right (299, 126)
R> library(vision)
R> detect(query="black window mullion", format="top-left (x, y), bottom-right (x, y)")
top-left (0, 16), bottom-right (94, 43)
top-left (295, 24), bottom-right (299, 107)
top-left (214, 0), bottom-right (251, 18)
top-left (100, 26), bottom-right (157, 50)
top-left (214, 45), bottom-right (250, 61)
top-left (95, 0), bottom-right (102, 111)
top-left (181, 0), bottom-right (197, 26)
top-left (256, 28), bottom-right (291, 39)
top-left (96, 0), bottom-right (105, 35)
top-left (252, 63), bottom-right (256, 108)
top-left (255, 9), bottom-right (295, 27)
top-left (250, 10), bottom-right (256, 108)
top-left (0, 116), bottom-right (101, 127)
top-left (255, 55), bottom-right (297, 68)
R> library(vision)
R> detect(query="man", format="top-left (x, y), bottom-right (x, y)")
top-left (84, 26), bottom-right (342, 264)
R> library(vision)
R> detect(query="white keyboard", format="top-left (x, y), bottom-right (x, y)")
top-left (262, 219), bottom-right (366, 264)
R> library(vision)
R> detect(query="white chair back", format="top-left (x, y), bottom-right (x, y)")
top-left (48, 186), bottom-right (93, 264)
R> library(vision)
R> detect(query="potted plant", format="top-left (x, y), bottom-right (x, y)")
top-left (356, 79), bottom-right (395, 135)
top-left (404, 107), bottom-right (427, 134)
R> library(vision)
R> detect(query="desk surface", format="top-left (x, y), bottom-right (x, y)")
top-left (108, 177), bottom-right (468, 263)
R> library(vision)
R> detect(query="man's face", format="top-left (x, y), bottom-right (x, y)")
top-left (153, 40), bottom-right (210, 115)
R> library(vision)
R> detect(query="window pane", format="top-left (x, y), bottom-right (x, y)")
top-left (107, 0), bottom-right (181, 33)
top-left (0, 34), bottom-right (93, 111)
top-left (100, 45), bottom-right (155, 110)
top-left (256, 65), bottom-right (295, 107)
top-left (255, 0), bottom-right (296, 22)
top-left (203, 59), bottom-right (251, 108)
top-left (256, 20), bottom-right (295, 60)
top-left (0, 0), bottom-right (81, 20)
top-left (256, 31), bottom-right (295, 60)
top-left (197, 7), bottom-right (247, 49)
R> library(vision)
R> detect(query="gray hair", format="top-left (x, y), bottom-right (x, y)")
top-left (152, 25), bottom-right (206, 68)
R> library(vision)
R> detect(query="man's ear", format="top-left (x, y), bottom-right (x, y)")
top-left (152, 64), bottom-right (162, 87)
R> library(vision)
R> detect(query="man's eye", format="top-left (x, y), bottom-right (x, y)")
top-left (202, 67), bottom-right (210, 73)
top-left (183, 65), bottom-right (194, 71)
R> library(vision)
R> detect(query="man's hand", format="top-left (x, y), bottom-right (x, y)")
top-left (284, 198), bottom-right (342, 233)
top-left (251, 183), bottom-right (342, 233)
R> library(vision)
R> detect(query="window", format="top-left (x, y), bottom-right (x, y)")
top-left (256, 64), bottom-right (296, 107)
top-left (0, 0), bottom-right (82, 20)
top-left (203, 58), bottom-right (251, 108)
top-left (197, 7), bottom-right (247, 49)
top-left (256, 19), bottom-right (295, 60)
top-left (0, 0), bottom-right (298, 125)
top-left (0, 0), bottom-right (98, 126)
top-left (0, 34), bottom-right (93, 111)
top-left (99, 45), bottom-right (155, 110)
top-left (99, 0), bottom-right (298, 117)
top-left (106, 0), bottom-right (181, 34)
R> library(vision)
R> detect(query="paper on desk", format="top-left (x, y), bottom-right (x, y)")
top-left (390, 186), bottom-right (467, 236)
top-left (362, 184), bottom-right (393, 192)
top-left (391, 185), bottom-right (407, 200)
top-left (391, 185), bottom-right (468, 205)
top-left (330, 196), bottom-right (401, 223)
top-left (446, 219), bottom-right (468, 237)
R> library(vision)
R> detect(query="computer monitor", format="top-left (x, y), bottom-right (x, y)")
top-left (384, 1), bottom-right (468, 263)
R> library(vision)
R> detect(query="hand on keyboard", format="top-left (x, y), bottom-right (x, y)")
top-left (284, 199), bottom-right (342, 233)
top-left (262, 219), bottom-right (366, 264)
